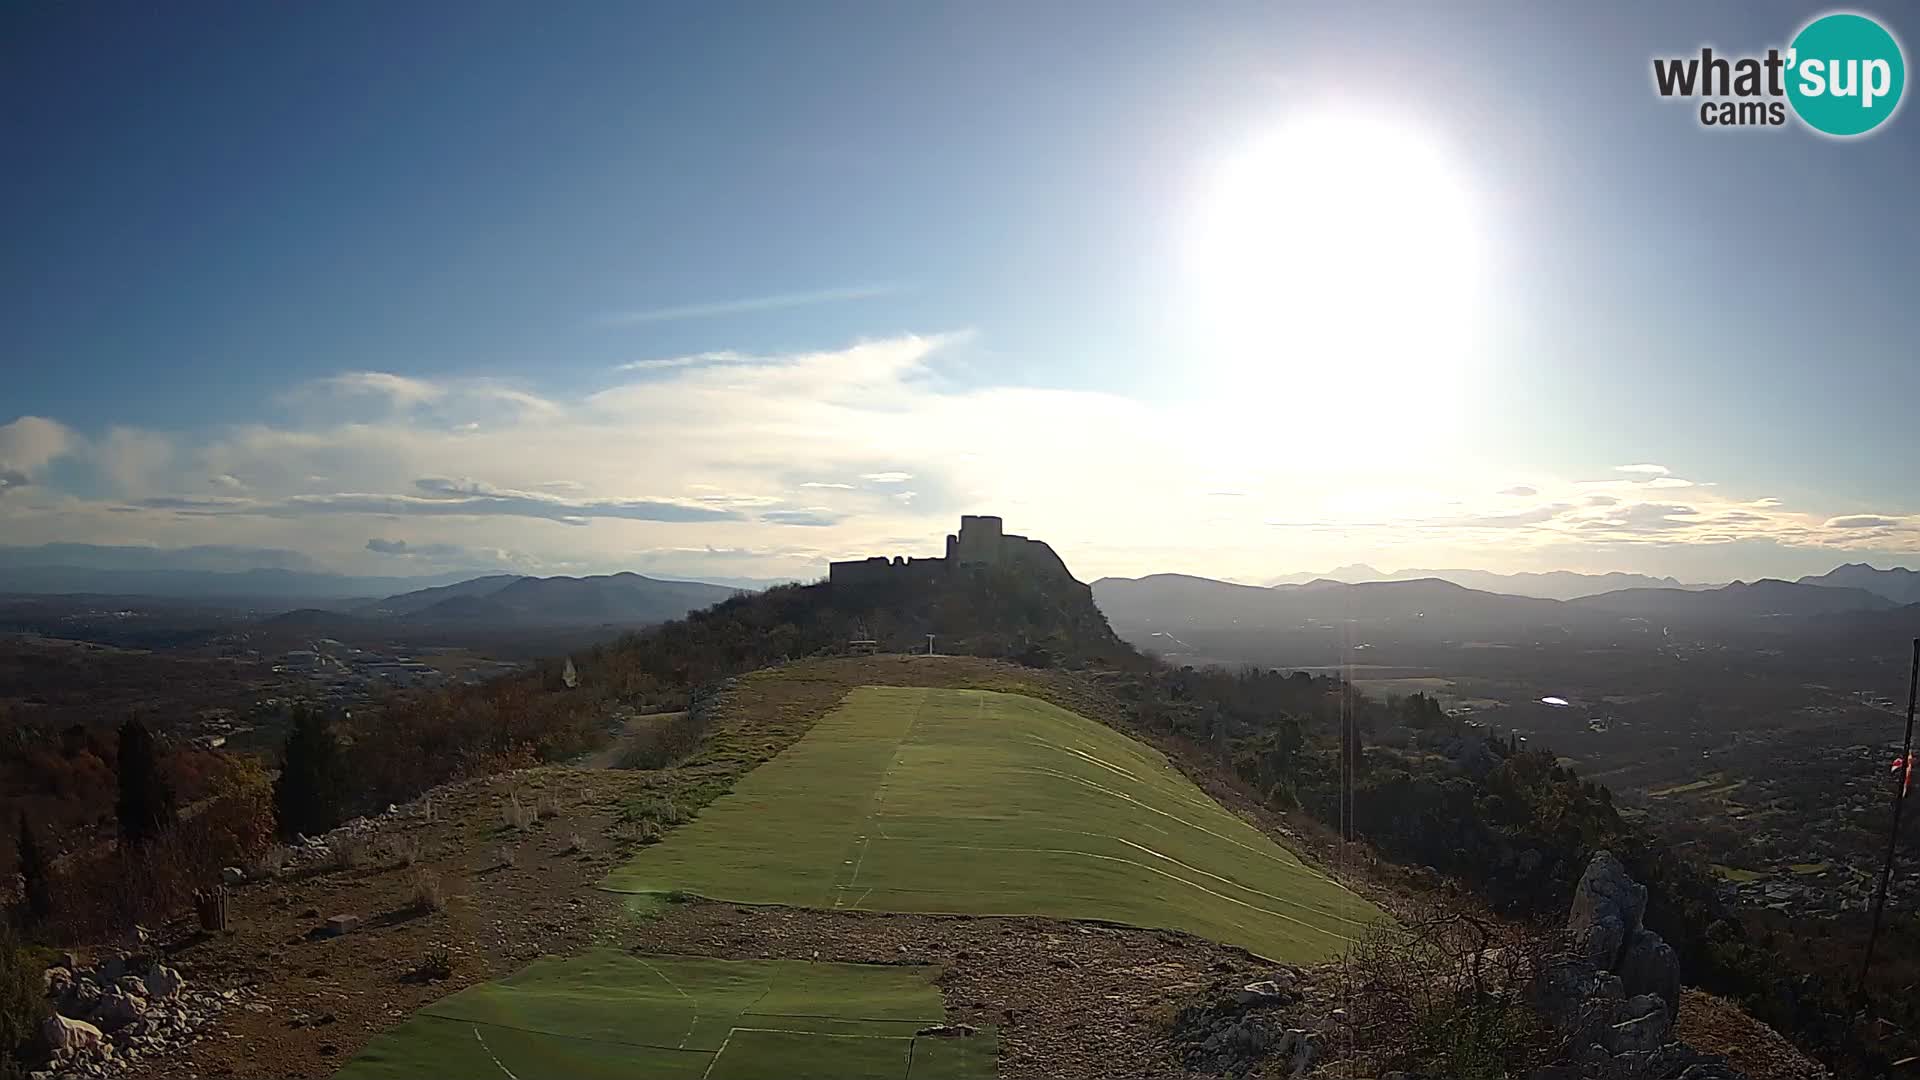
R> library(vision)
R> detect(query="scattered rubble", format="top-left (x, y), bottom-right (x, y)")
top-left (34, 945), bottom-right (258, 1078)
top-left (1168, 967), bottom-right (1324, 1077)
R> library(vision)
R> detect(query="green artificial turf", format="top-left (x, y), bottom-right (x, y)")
top-left (604, 686), bottom-right (1385, 961)
top-left (335, 951), bottom-right (993, 1080)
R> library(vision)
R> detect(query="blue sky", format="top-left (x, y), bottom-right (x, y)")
top-left (3, 1), bottom-right (1916, 583)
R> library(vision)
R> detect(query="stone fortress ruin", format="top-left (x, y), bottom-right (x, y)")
top-left (828, 515), bottom-right (1076, 587)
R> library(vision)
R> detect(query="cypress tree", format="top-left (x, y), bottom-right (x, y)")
top-left (116, 720), bottom-right (178, 848)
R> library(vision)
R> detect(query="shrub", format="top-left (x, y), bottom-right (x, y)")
top-left (413, 944), bottom-right (454, 982)
top-left (501, 792), bottom-right (536, 832)
top-left (328, 837), bottom-right (368, 872)
top-left (15, 814), bottom-right (49, 927)
top-left (624, 796), bottom-right (685, 828)
top-left (116, 719), bottom-right (178, 848)
top-left (408, 869), bottom-right (446, 914)
top-left (393, 836), bottom-right (424, 867)
top-left (1346, 912), bottom-right (1554, 1078)
top-left (536, 793), bottom-right (561, 820)
top-left (565, 833), bottom-right (586, 855)
top-left (498, 844), bottom-right (517, 869)
top-left (253, 844), bottom-right (291, 879)
top-left (0, 928), bottom-right (43, 1079)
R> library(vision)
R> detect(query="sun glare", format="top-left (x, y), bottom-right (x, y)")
top-left (1186, 109), bottom-right (1486, 432)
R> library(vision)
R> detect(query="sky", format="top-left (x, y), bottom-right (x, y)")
top-left (3, 1), bottom-right (1917, 586)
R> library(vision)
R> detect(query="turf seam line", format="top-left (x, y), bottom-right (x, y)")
top-left (634, 956), bottom-right (701, 1049)
top-left (416, 1013), bottom-right (711, 1056)
top-left (929, 843), bottom-right (1363, 942)
top-left (834, 688), bottom-right (926, 908)
top-left (730, 1027), bottom-right (915, 1040)
top-left (471, 1024), bottom-right (523, 1080)
top-left (1006, 765), bottom-right (1347, 887)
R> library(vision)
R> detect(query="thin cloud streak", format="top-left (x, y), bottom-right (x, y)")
top-left (601, 285), bottom-right (901, 326)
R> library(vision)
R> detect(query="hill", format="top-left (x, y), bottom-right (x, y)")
top-left (353, 574), bottom-right (527, 616)
top-left (1567, 578), bottom-right (1896, 618)
top-left (1093, 572), bottom-right (1569, 637)
top-left (1264, 564), bottom-right (1710, 599)
top-left (1797, 562), bottom-right (1920, 605)
top-left (377, 572), bottom-right (740, 625)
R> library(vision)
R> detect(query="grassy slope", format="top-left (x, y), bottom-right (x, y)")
top-left (605, 686), bottom-right (1386, 962)
top-left (335, 951), bottom-right (995, 1080)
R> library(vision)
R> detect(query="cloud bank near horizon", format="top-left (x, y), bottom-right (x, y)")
top-left (1, 334), bottom-right (1916, 583)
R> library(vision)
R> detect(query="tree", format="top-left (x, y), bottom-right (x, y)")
top-left (15, 814), bottom-right (49, 927)
top-left (116, 720), bottom-right (177, 848)
top-left (275, 706), bottom-right (348, 839)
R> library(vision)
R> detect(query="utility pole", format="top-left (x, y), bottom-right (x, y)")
top-left (1859, 638), bottom-right (1920, 998)
top-left (925, 634), bottom-right (935, 656)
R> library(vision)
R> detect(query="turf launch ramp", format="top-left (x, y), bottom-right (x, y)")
top-left (604, 685), bottom-right (1385, 961)
top-left (335, 950), bottom-right (995, 1080)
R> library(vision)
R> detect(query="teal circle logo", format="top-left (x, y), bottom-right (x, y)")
top-left (1786, 12), bottom-right (1906, 136)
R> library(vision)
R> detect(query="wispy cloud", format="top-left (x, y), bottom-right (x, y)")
top-left (601, 285), bottom-right (899, 326)
top-left (1613, 463), bottom-right (1670, 476)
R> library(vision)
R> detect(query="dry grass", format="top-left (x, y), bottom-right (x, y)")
top-left (536, 793), bottom-right (562, 820)
top-left (407, 868), bottom-right (447, 914)
top-left (392, 836), bottom-right (424, 868)
top-left (498, 844), bottom-right (518, 870)
top-left (329, 837), bottom-right (369, 872)
top-left (500, 792), bottom-right (536, 832)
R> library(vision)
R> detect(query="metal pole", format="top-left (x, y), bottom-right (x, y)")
top-left (1859, 638), bottom-right (1920, 997)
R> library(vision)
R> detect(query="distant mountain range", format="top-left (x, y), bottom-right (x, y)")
top-left (0, 563), bottom-right (481, 604)
top-left (1263, 564), bottom-right (1712, 601)
top-left (1093, 572), bottom-right (1909, 649)
top-left (1565, 579), bottom-right (1897, 618)
top-left (357, 572), bottom-right (740, 624)
top-left (1797, 563), bottom-right (1920, 605)
top-left (263, 572), bottom-right (743, 630)
top-left (1093, 573), bottom-right (1566, 633)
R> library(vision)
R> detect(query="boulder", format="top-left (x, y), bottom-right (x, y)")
top-left (221, 865), bottom-right (246, 886)
top-left (1568, 850), bottom-right (1646, 970)
top-left (145, 965), bottom-right (186, 1001)
top-left (43, 966), bottom-right (72, 995)
top-left (1617, 929), bottom-right (1680, 1024)
top-left (92, 989), bottom-right (148, 1033)
top-left (322, 914), bottom-right (361, 937)
top-left (1600, 994), bottom-right (1672, 1055)
top-left (42, 1013), bottom-right (104, 1052)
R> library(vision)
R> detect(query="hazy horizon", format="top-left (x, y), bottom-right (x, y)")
top-left (5, 2), bottom-right (1916, 586)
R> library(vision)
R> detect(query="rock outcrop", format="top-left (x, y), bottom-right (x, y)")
top-left (1533, 851), bottom-right (1744, 1079)
top-left (37, 948), bottom-right (260, 1078)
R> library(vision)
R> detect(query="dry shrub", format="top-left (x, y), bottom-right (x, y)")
top-left (565, 833), bottom-right (586, 855)
top-left (253, 844), bottom-right (291, 879)
top-left (329, 836), bottom-right (369, 872)
top-left (413, 944), bottom-right (454, 982)
top-left (393, 836), bottom-right (423, 867)
top-left (47, 771), bottom-right (274, 942)
top-left (498, 844), bottom-right (518, 869)
top-left (408, 868), bottom-right (446, 913)
top-left (536, 792), bottom-right (561, 820)
top-left (1346, 911), bottom-right (1556, 1080)
top-left (501, 792), bottom-right (536, 832)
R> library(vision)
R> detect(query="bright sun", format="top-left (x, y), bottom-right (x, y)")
top-left (1186, 109), bottom-right (1486, 422)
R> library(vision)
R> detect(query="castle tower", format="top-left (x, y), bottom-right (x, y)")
top-left (954, 514), bottom-right (1005, 565)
